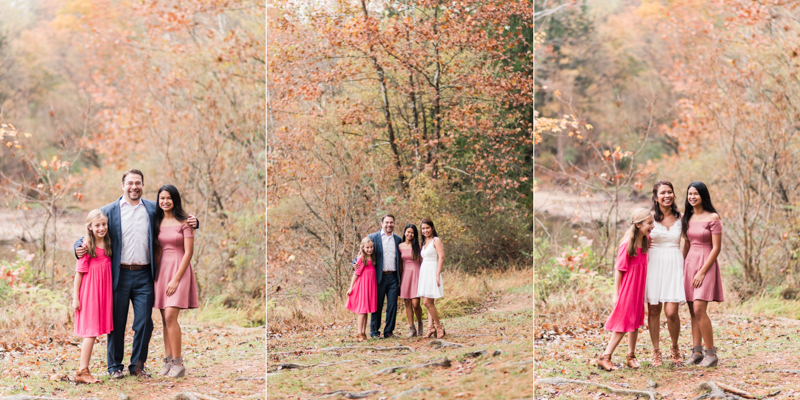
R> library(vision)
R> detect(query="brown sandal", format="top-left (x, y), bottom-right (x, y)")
top-left (357, 334), bottom-right (366, 342)
top-left (651, 348), bottom-right (662, 367)
top-left (670, 345), bottom-right (683, 366)
top-left (75, 367), bottom-right (99, 384)
top-left (626, 353), bottom-right (640, 369)
top-left (436, 322), bottom-right (446, 339)
top-left (426, 326), bottom-right (437, 338)
top-left (597, 354), bottom-right (616, 371)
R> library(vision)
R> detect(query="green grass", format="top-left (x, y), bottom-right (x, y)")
top-left (735, 293), bottom-right (800, 319)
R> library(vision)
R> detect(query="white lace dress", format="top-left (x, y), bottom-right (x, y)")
top-left (417, 237), bottom-right (444, 299)
top-left (645, 220), bottom-right (686, 304)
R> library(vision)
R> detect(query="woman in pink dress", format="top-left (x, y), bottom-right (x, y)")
top-left (154, 185), bottom-right (199, 378)
top-left (597, 208), bottom-right (654, 371)
top-left (72, 209), bottom-right (114, 384)
top-left (399, 224), bottom-right (424, 337)
top-left (346, 237), bottom-right (377, 341)
top-left (681, 181), bottom-right (723, 368)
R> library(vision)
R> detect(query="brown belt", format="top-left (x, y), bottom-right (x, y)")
top-left (120, 264), bottom-right (149, 271)
top-left (383, 270), bottom-right (395, 274)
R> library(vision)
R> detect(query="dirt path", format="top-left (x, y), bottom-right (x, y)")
top-left (0, 323), bottom-right (265, 399)
top-left (535, 308), bottom-right (800, 399)
top-left (266, 288), bottom-right (534, 399)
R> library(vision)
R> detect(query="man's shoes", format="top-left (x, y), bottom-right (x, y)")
top-left (383, 332), bottom-right (395, 339)
top-left (131, 367), bottom-right (150, 378)
top-left (109, 370), bottom-right (124, 379)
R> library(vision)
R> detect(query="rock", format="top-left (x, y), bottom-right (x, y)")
top-left (493, 350), bottom-right (503, 357)
top-left (646, 380), bottom-right (658, 389)
top-left (464, 350), bottom-right (488, 358)
top-left (118, 394), bottom-right (131, 400)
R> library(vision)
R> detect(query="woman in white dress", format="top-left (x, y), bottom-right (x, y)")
top-left (417, 218), bottom-right (446, 338)
top-left (646, 180), bottom-right (686, 366)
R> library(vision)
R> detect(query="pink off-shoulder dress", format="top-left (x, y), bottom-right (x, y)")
top-left (155, 224), bottom-right (199, 309)
top-left (605, 242), bottom-right (647, 333)
top-left (683, 220), bottom-right (724, 302)
top-left (346, 258), bottom-right (377, 314)
top-left (74, 248), bottom-right (113, 338)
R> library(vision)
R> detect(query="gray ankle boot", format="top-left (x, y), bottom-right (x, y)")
top-left (699, 347), bottom-right (718, 367)
top-left (167, 356), bottom-right (186, 378)
top-left (687, 345), bottom-right (704, 365)
top-left (160, 355), bottom-right (173, 376)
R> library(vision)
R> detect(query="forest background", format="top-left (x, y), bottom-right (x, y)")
top-left (267, 0), bottom-right (533, 329)
top-left (535, 0), bottom-right (800, 316)
top-left (0, 0), bottom-right (265, 333)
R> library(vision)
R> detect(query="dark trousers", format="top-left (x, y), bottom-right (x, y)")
top-left (108, 269), bottom-right (155, 373)
top-left (371, 271), bottom-right (399, 337)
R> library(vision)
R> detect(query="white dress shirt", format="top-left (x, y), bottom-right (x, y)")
top-left (119, 198), bottom-right (150, 265)
top-left (381, 230), bottom-right (396, 272)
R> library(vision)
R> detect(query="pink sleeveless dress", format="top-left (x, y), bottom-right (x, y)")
top-left (399, 248), bottom-right (421, 299)
top-left (604, 242), bottom-right (647, 333)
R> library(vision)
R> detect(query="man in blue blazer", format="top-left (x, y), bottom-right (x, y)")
top-left (74, 169), bottom-right (198, 378)
top-left (363, 214), bottom-right (403, 338)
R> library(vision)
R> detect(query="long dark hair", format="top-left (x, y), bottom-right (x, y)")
top-left (652, 180), bottom-right (680, 222)
top-left (681, 181), bottom-right (718, 238)
top-left (402, 224), bottom-right (421, 261)
top-left (420, 218), bottom-right (439, 247)
top-left (155, 184), bottom-right (189, 229)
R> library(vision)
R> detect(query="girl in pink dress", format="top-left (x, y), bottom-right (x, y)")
top-left (681, 181), bottom-right (723, 367)
top-left (154, 185), bottom-right (198, 378)
top-left (597, 208), bottom-right (654, 371)
top-left (72, 210), bottom-right (114, 384)
top-left (346, 237), bottom-right (377, 342)
top-left (399, 224), bottom-right (424, 337)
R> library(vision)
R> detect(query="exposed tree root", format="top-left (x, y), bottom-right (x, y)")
top-left (317, 390), bottom-right (385, 399)
top-left (765, 368), bottom-right (800, 374)
top-left (390, 386), bottom-right (433, 398)
top-left (271, 360), bottom-right (353, 372)
top-left (171, 393), bottom-right (221, 400)
top-left (692, 381), bottom-right (749, 400)
top-left (234, 376), bottom-right (267, 381)
top-left (429, 339), bottom-right (463, 349)
top-left (715, 382), bottom-right (754, 399)
top-left (463, 350), bottom-right (488, 358)
top-left (374, 358), bottom-right (451, 375)
top-left (537, 377), bottom-right (656, 400)
top-left (319, 346), bottom-right (414, 353)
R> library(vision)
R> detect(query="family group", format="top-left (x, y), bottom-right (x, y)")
top-left (344, 215), bottom-right (447, 341)
top-left (598, 180), bottom-right (724, 370)
top-left (71, 169), bottom-right (200, 383)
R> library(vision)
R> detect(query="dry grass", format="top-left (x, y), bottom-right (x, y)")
top-left (268, 265), bottom-right (533, 332)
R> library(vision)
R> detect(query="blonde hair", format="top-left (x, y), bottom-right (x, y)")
top-left (85, 209), bottom-right (112, 258)
top-left (357, 237), bottom-right (376, 266)
top-left (624, 207), bottom-right (652, 257)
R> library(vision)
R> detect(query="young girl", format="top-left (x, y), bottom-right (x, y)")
top-left (597, 208), bottom-right (654, 371)
top-left (682, 181), bottom-right (723, 367)
top-left (154, 184), bottom-right (198, 378)
top-left (72, 210), bottom-right (114, 384)
top-left (346, 237), bottom-right (377, 342)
